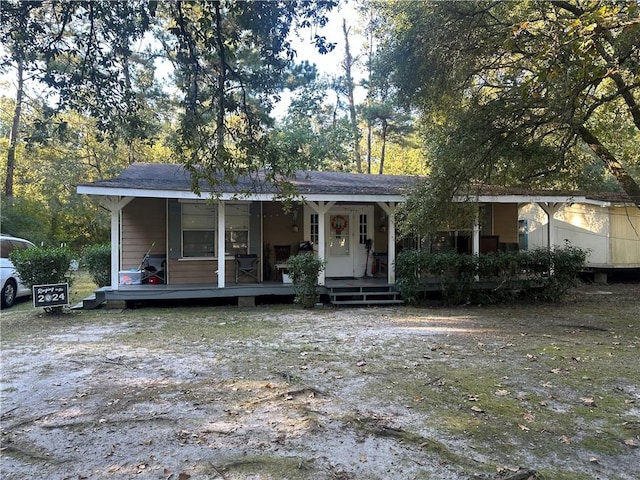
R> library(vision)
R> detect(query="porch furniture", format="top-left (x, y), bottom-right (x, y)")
top-left (235, 254), bottom-right (259, 283)
top-left (373, 252), bottom-right (388, 277)
top-left (273, 245), bottom-right (291, 281)
top-left (141, 254), bottom-right (166, 284)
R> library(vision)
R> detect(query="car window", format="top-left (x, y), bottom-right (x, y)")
top-left (1, 239), bottom-right (14, 259)
top-left (11, 240), bottom-right (31, 253)
top-left (1, 239), bottom-right (32, 259)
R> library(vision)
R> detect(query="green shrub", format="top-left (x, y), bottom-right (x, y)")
top-left (395, 249), bottom-right (425, 305)
top-left (9, 246), bottom-right (75, 314)
top-left (396, 244), bottom-right (587, 305)
top-left (9, 246), bottom-right (75, 289)
top-left (287, 253), bottom-right (326, 308)
top-left (527, 243), bottom-right (588, 301)
top-left (82, 244), bottom-right (111, 287)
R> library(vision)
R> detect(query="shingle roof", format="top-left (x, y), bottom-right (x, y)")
top-left (79, 162), bottom-right (635, 205)
top-left (466, 184), bottom-right (633, 204)
top-left (79, 162), bottom-right (421, 196)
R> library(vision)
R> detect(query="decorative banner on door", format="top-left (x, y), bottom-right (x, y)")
top-left (331, 215), bottom-right (348, 234)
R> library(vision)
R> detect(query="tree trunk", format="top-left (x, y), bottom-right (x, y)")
top-left (378, 118), bottom-right (388, 175)
top-left (365, 24), bottom-right (373, 175)
top-left (214, 1), bottom-right (227, 160)
top-left (5, 60), bottom-right (24, 201)
top-left (342, 19), bottom-right (362, 173)
top-left (366, 117), bottom-right (372, 174)
top-left (576, 125), bottom-right (640, 208)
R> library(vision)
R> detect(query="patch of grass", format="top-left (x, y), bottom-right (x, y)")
top-left (217, 455), bottom-right (315, 479)
top-left (342, 296), bottom-right (639, 476)
top-left (579, 435), bottom-right (625, 456)
top-left (69, 269), bottom-right (98, 303)
top-left (109, 308), bottom-right (293, 351)
top-left (536, 471), bottom-right (595, 480)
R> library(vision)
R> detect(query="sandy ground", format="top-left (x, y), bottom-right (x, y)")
top-left (1, 282), bottom-right (639, 480)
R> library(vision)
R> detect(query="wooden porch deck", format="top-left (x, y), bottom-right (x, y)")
top-left (80, 277), bottom-right (399, 309)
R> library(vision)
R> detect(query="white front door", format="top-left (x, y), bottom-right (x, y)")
top-left (324, 206), bottom-right (374, 278)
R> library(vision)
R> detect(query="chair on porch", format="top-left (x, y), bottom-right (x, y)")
top-left (373, 252), bottom-right (388, 277)
top-left (235, 254), bottom-right (259, 283)
top-left (273, 245), bottom-right (291, 280)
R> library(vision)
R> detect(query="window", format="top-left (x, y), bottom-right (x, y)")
top-left (309, 213), bottom-right (319, 245)
top-left (179, 202), bottom-right (251, 258)
top-left (225, 203), bottom-right (249, 255)
top-left (359, 214), bottom-right (368, 244)
top-left (182, 203), bottom-right (216, 257)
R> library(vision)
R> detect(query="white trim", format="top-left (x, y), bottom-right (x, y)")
top-left (78, 185), bottom-right (407, 203)
top-left (80, 185), bottom-right (622, 208)
top-left (470, 195), bottom-right (611, 207)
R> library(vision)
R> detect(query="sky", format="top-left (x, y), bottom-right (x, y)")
top-left (291, 0), bottom-right (364, 77)
top-left (1, 1), bottom-right (366, 118)
top-left (274, 0), bottom-right (366, 117)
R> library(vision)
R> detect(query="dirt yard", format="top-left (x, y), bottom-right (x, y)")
top-left (1, 282), bottom-right (639, 480)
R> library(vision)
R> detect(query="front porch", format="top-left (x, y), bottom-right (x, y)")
top-left (80, 277), bottom-right (401, 309)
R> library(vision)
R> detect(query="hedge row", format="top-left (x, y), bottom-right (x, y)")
top-left (395, 245), bottom-right (588, 305)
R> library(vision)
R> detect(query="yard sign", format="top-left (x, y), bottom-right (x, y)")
top-left (33, 283), bottom-right (69, 308)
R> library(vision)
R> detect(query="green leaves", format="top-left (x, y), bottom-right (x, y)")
top-left (9, 245), bottom-right (75, 290)
top-left (395, 245), bottom-right (588, 305)
top-left (376, 0), bottom-right (640, 204)
top-left (287, 253), bottom-right (326, 308)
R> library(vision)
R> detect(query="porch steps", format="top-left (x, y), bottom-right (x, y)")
top-left (327, 285), bottom-right (403, 307)
top-left (77, 290), bottom-right (107, 310)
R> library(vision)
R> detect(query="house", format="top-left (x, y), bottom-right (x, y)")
top-left (519, 193), bottom-right (640, 281)
top-left (77, 163), bottom-right (639, 306)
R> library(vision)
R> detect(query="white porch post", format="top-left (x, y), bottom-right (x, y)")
top-left (387, 207), bottom-right (396, 284)
top-left (307, 200), bottom-right (335, 286)
top-left (317, 204), bottom-right (327, 286)
top-left (217, 201), bottom-right (226, 288)
top-left (538, 202), bottom-right (562, 250)
top-left (472, 210), bottom-right (481, 256)
top-left (110, 210), bottom-right (119, 288)
top-left (377, 202), bottom-right (397, 284)
top-left (99, 196), bottom-right (133, 290)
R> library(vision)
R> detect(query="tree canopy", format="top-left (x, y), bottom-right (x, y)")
top-left (376, 0), bottom-right (640, 222)
top-left (1, 0), bottom-right (339, 193)
top-left (3, 0), bottom-right (638, 247)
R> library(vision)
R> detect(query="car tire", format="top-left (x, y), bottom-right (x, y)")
top-left (1, 279), bottom-right (17, 308)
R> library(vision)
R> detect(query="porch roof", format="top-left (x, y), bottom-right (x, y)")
top-left (77, 163), bottom-right (419, 202)
top-left (77, 162), bottom-right (633, 207)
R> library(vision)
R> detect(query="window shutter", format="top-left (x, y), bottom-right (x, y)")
top-left (168, 200), bottom-right (181, 259)
top-left (249, 202), bottom-right (261, 255)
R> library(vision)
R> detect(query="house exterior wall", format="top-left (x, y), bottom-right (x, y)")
top-left (492, 203), bottom-right (518, 244)
top-left (610, 206), bottom-right (640, 266)
top-left (166, 258), bottom-right (259, 284)
top-left (519, 203), bottom-right (612, 266)
top-left (262, 202), bottom-right (304, 275)
top-left (120, 198), bottom-right (274, 285)
top-left (121, 198), bottom-right (166, 271)
top-left (166, 258), bottom-right (217, 284)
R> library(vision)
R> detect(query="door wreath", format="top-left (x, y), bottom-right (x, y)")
top-left (331, 215), bottom-right (348, 234)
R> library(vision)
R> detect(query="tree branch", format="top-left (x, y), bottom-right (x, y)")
top-left (575, 124), bottom-right (640, 208)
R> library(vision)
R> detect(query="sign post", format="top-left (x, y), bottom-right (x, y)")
top-left (33, 283), bottom-right (69, 308)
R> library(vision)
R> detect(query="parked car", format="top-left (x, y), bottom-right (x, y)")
top-left (1, 235), bottom-right (36, 308)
